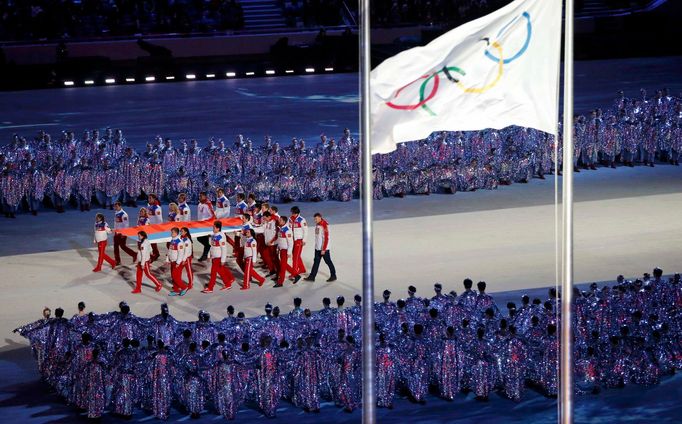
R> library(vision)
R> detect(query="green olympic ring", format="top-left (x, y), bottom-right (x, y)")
top-left (418, 66), bottom-right (466, 116)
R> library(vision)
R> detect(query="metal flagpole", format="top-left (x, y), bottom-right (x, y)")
top-left (560, 0), bottom-right (574, 422)
top-left (359, 0), bottom-right (376, 423)
top-left (554, 10), bottom-right (564, 421)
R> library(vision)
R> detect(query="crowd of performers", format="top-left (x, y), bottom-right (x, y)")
top-left (2, 88), bottom-right (682, 218)
top-left (94, 196), bottom-right (337, 295)
top-left (14, 268), bottom-right (682, 419)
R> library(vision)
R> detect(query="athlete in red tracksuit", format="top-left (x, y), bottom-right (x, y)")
top-left (241, 229), bottom-right (265, 290)
top-left (304, 213), bottom-right (337, 282)
top-left (288, 206), bottom-right (308, 284)
top-left (132, 230), bottom-right (162, 293)
top-left (146, 194), bottom-right (163, 262)
top-left (262, 211), bottom-right (278, 275)
top-left (167, 227), bottom-right (187, 296)
top-left (215, 188), bottom-right (236, 249)
top-left (180, 227), bottom-right (194, 290)
top-left (273, 215), bottom-right (294, 287)
top-left (196, 191), bottom-right (216, 261)
top-left (215, 188), bottom-right (231, 219)
top-left (236, 213), bottom-right (253, 269)
top-left (202, 221), bottom-right (236, 293)
top-left (112, 202), bottom-right (137, 265)
top-left (93, 213), bottom-right (116, 272)
top-left (177, 193), bottom-right (192, 222)
top-left (233, 193), bottom-right (248, 256)
top-left (252, 203), bottom-right (267, 263)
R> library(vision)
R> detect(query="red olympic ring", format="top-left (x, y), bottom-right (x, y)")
top-left (385, 74), bottom-right (440, 111)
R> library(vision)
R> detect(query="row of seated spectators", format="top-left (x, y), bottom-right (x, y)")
top-left (0, 0), bottom-right (244, 42)
top-left (368, 0), bottom-right (511, 27)
top-left (284, 0), bottom-right (656, 28)
top-left (0, 0), bottom-right (658, 42)
top-left (281, 0), bottom-right (346, 28)
top-left (280, 0), bottom-right (511, 28)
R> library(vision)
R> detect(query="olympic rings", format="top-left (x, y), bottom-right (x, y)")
top-left (384, 11), bottom-right (531, 116)
top-left (484, 11), bottom-right (532, 65)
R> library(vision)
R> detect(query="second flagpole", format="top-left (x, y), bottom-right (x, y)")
top-left (359, 0), bottom-right (377, 423)
top-left (561, 0), bottom-right (575, 423)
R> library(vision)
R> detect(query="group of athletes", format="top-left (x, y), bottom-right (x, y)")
top-left (93, 189), bottom-right (337, 296)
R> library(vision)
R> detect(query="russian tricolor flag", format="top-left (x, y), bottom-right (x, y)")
top-left (115, 218), bottom-right (244, 243)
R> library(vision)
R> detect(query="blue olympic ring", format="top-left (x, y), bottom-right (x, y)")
top-left (484, 11), bottom-right (532, 65)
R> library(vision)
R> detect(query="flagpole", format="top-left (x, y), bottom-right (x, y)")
top-left (359, 0), bottom-right (376, 422)
top-left (561, 0), bottom-right (574, 422)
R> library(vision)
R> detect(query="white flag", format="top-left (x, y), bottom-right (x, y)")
top-left (370, 0), bottom-right (562, 154)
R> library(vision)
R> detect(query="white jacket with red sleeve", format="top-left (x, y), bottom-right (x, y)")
top-left (276, 225), bottom-right (293, 254)
top-left (289, 214), bottom-right (308, 241)
top-left (167, 236), bottom-right (185, 265)
top-left (209, 232), bottom-right (229, 263)
top-left (197, 199), bottom-right (215, 221)
top-left (264, 218), bottom-right (278, 245)
top-left (314, 219), bottom-right (330, 251)
top-left (147, 202), bottom-right (163, 224)
top-left (94, 221), bottom-right (112, 243)
top-left (113, 210), bottom-right (130, 230)
top-left (178, 202), bottom-right (192, 221)
top-left (136, 239), bottom-right (152, 264)
top-left (244, 237), bottom-right (258, 261)
top-left (215, 195), bottom-right (230, 219)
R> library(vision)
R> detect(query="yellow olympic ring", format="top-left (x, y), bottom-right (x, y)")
top-left (456, 41), bottom-right (504, 94)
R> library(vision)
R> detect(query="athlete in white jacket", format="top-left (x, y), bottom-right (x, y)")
top-left (132, 230), bottom-right (162, 293)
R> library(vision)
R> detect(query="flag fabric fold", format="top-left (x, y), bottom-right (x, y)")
top-left (370, 0), bottom-right (562, 154)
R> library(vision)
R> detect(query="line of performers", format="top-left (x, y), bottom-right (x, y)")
top-left (3, 88), bottom-right (681, 218)
top-left (13, 268), bottom-right (682, 420)
top-left (93, 190), bottom-right (337, 296)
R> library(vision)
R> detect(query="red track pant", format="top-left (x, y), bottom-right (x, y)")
top-left (233, 235), bottom-right (240, 256)
top-left (171, 262), bottom-right (187, 292)
top-left (242, 257), bottom-right (265, 289)
top-left (291, 239), bottom-right (306, 276)
top-left (113, 233), bottom-right (136, 263)
top-left (207, 258), bottom-right (235, 290)
top-left (184, 256), bottom-right (194, 289)
top-left (256, 234), bottom-right (266, 256)
top-left (262, 245), bottom-right (277, 272)
top-left (135, 262), bottom-right (162, 291)
top-left (276, 250), bottom-right (296, 286)
top-left (235, 245), bottom-right (244, 269)
top-left (151, 243), bottom-right (160, 260)
top-left (94, 241), bottom-right (116, 271)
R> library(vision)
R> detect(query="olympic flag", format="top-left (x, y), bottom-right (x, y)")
top-left (370, 0), bottom-right (562, 154)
